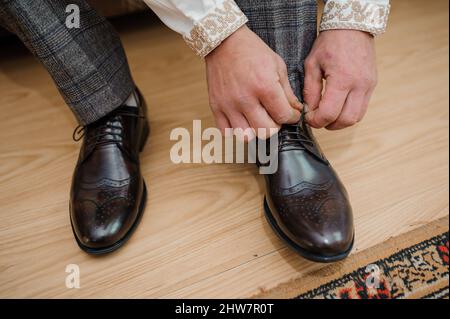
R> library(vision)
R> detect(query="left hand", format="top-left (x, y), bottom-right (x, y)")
top-left (304, 30), bottom-right (377, 130)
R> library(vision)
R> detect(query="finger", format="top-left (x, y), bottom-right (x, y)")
top-left (259, 83), bottom-right (301, 125)
top-left (228, 113), bottom-right (255, 141)
top-left (278, 64), bottom-right (303, 111)
top-left (243, 103), bottom-right (280, 140)
top-left (306, 78), bottom-right (349, 128)
top-left (325, 89), bottom-right (367, 130)
top-left (303, 57), bottom-right (323, 111)
top-left (213, 110), bottom-right (232, 136)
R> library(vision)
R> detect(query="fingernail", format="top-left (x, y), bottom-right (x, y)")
top-left (303, 103), bottom-right (309, 113)
top-left (293, 98), bottom-right (302, 110)
top-left (290, 109), bottom-right (301, 123)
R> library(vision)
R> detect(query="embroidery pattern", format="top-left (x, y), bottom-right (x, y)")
top-left (183, 0), bottom-right (248, 57)
top-left (320, 0), bottom-right (390, 35)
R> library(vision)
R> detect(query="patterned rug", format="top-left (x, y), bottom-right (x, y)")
top-left (254, 216), bottom-right (449, 299)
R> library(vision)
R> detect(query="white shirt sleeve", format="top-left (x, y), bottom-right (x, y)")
top-left (320, 0), bottom-right (390, 36)
top-left (142, 0), bottom-right (391, 58)
top-left (142, 0), bottom-right (248, 58)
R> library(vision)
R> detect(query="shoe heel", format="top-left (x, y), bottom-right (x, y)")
top-left (139, 121), bottom-right (150, 152)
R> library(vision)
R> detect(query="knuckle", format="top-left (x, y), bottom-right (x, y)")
top-left (309, 121), bottom-right (321, 129)
top-left (321, 111), bottom-right (338, 123)
top-left (253, 79), bottom-right (267, 94)
top-left (233, 94), bottom-right (253, 108)
top-left (341, 72), bottom-right (355, 85)
top-left (319, 49), bottom-right (334, 61)
top-left (275, 54), bottom-right (284, 64)
top-left (357, 71), bottom-right (377, 89)
top-left (371, 75), bottom-right (378, 88)
top-left (332, 74), bottom-right (353, 91)
top-left (324, 49), bottom-right (333, 60)
top-left (337, 80), bottom-right (353, 91)
top-left (309, 116), bottom-right (324, 128)
top-left (341, 115), bottom-right (360, 126)
top-left (274, 55), bottom-right (287, 69)
top-left (257, 82), bottom-right (277, 97)
top-left (272, 111), bottom-right (291, 124)
top-left (303, 86), bottom-right (318, 97)
top-left (279, 64), bottom-right (288, 77)
top-left (243, 102), bottom-right (258, 113)
top-left (209, 100), bottom-right (220, 112)
top-left (361, 75), bottom-right (376, 88)
top-left (304, 57), bottom-right (316, 70)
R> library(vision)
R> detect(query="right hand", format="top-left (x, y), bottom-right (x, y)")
top-left (205, 26), bottom-right (302, 140)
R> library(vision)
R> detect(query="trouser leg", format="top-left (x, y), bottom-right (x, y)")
top-left (0, 0), bottom-right (135, 125)
top-left (235, 0), bottom-right (318, 100)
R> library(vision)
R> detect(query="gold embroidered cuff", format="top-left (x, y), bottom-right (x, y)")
top-left (320, 0), bottom-right (390, 36)
top-left (183, 0), bottom-right (248, 58)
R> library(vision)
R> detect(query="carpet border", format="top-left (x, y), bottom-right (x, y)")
top-left (253, 216), bottom-right (449, 299)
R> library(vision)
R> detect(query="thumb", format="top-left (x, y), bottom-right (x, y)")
top-left (278, 60), bottom-right (303, 111)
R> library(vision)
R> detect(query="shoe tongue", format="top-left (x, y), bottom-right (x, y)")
top-left (299, 122), bottom-right (329, 165)
top-left (80, 114), bottom-right (121, 158)
top-left (279, 122), bottom-right (329, 165)
top-left (92, 116), bottom-right (122, 145)
top-left (280, 122), bottom-right (308, 143)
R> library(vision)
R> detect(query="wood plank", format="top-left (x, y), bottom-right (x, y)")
top-left (0, 0), bottom-right (448, 298)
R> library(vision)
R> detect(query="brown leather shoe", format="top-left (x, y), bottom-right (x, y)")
top-left (264, 115), bottom-right (354, 263)
top-left (70, 89), bottom-right (149, 254)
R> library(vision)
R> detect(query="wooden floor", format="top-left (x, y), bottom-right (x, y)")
top-left (0, 0), bottom-right (448, 298)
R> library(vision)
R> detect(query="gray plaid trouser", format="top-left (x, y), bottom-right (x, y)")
top-left (237, 0), bottom-right (318, 99)
top-left (0, 0), bottom-right (317, 125)
top-left (0, 0), bottom-right (134, 125)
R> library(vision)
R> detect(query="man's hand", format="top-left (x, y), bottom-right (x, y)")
top-left (205, 26), bottom-right (302, 140)
top-left (304, 30), bottom-right (377, 130)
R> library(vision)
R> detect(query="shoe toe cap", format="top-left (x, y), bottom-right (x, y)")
top-left (308, 197), bottom-right (354, 256)
top-left (272, 195), bottom-right (354, 260)
top-left (70, 198), bottom-right (137, 250)
top-left (306, 228), bottom-right (354, 258)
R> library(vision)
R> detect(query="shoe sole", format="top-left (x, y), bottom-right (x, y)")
top-left (263, 197), bottom-right (354, 263)
top-left (71, 182), bottom-right (147, 255)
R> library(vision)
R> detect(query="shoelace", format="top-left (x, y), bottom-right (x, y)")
top-left (72, 111), bottom-right (145, 149)
top-left (278, 107), bottom-right (314, 151)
